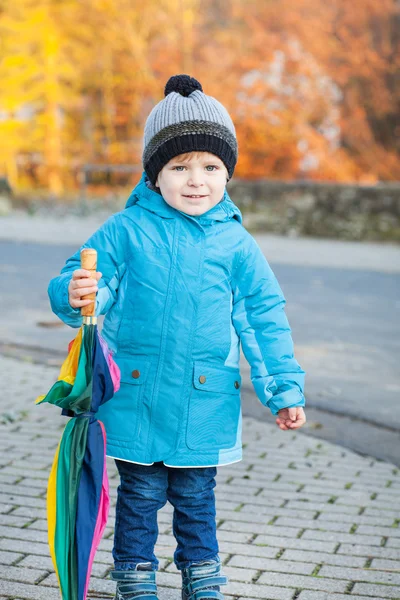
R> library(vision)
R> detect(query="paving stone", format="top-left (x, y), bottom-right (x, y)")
top-left (371, 558), bottom-right (400, 570)
top-left (0, 513), bottom-right (33, 527)
top-left (257, 571), bottom-right (349, 592)
top-left (256, 507), bottom-right (322, 520)
top-left (215, 508), bottom-right (278, 523)
top-left (12, 478), bottom-right (49, 490)
top-left (241, 503), bottom-right (318, 520)
top-left (0, 525), bottom-right (48, 544)
top-left (286, 500), bottom-right (360, 515)
top-left (13, 554), bottom-right (53, 572)
top-left (352, 582), bottom-right (400, 598)
top-left (351, 485), bottom-right (400, 498)
top-left (252, 535), bottom-right (337, 553)
top-left (0, 580), bottom-right (61, 599)
top-left (26, 518), bottom-right (48, 531)
top-left (301, 529), bottom-right (383, 546)
top-left (9, 506), bottom-right (46, 520)
top-left (0, 467), bottom-right (48, 480)
top-left (0, 473), bottom-right (20, 485)
top-left (216, 492), bottom-right (283, 508)
top-left (219, 521), bottom-right (302, 537)
top-left (97, 537), bottom-right (114, 552)
top-left (274, 516), bottom-right (353, 533)
top-left (319, 564), bottom-right (400, 585)
top-left (0, 564), bottom-right (48, 584)
top-left (323, 513), bottom-right (395, 527)
top-left (0, 501), bottom-right (16, 514)
top-left (260, 490), bottom-right (335, 503)
top-left (0, 538), bottom-right (49, 556)
top-left (296, 593), bottom-right (375, 600)
top-left (386, 537), bottom-right (400, 548)
top-left (216, 485), bottom-right (264, 499)
top-left (216, 499), bottom-right (249, 512)
top-left (0, 549), bottom-right (25, 566)
top-left (0, 493), bottom-right (45, 509)
top-left (364, 507), bottom-right (400, 519)
top-left (7, 460), bottom-right (52, 471)
top-left (338, 543), bottom-right (400, 560)
top-left (219, 541), bottom-right (278, 559)
top-left (219, 565), bottom-right (258, 583)
top-left (227, 554), bottom-right (315, 575)
top-left (281, 549), bottom-right (366, 568)
top-left (215, 529), bottom-right (254, 544)
top-left (357, 524), bottom-right (400, 537)
top-left (218, 580), bottom-right (293, 600)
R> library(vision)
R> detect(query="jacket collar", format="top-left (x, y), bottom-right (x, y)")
top-left (125, 171), bottom-right (242, 225)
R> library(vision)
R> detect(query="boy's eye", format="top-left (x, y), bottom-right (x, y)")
top-left (171, 164), bottom-right (219, 172)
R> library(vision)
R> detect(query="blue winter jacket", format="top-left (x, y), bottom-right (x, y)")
top-left (48, 172), bottom-right (305, 467)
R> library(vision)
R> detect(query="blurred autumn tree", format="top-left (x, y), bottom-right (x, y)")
top-left (0, 0), bottom-right (398, 194)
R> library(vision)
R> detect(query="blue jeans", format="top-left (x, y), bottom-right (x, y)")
top-left (113, 460), bottom-right (219, 571)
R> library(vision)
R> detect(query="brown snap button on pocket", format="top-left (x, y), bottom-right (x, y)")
top-left (234, 381), bottom-right (240, 389)
top-left (199, 375), bottom-right (207, 384)
top-left (132, 370), bottom-right (140, 379)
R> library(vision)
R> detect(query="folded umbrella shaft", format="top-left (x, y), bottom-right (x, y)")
top-left (37, 249), bottom-right (120, 600)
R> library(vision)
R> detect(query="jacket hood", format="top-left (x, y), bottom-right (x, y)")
top-left (125, 171), bottom-right (242, 225)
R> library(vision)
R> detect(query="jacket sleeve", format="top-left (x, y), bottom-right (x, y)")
top-left (48, 214), bottom-right (127, 328)
top-left (231, 236), bottom-right (305, 415)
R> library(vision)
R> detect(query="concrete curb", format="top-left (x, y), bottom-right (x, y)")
top-left (1, 212), bottom-right (400, 273)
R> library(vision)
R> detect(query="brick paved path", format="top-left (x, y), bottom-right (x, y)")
top-left (1, 356), bottom-right (399, 600)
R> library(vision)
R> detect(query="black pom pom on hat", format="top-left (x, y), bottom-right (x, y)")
top-left (164, 74), bottom-right (203, 97)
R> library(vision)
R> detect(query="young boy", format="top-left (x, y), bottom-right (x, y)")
top-left (48, 74), bottom-right (306, 600)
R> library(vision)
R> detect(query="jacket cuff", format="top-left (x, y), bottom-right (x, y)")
top-left (267, 387), bottom-right (305, 416)
top-left (62, 282), bottom-right (80, 315)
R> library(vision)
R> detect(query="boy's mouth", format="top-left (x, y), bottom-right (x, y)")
top-left (183, 195), bottom-right (208, 198)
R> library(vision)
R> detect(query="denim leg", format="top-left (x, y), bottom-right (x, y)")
top-left (166, 466), bottom-right (219, 570)
top-left (113, 460), bottom-right (168, 571)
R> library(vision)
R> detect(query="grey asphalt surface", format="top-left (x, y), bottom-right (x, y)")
top-left (0, 225), bottom-right (399, 465)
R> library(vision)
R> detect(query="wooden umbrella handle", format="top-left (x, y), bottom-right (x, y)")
top-left (80, 248), bottom-right (97, 317)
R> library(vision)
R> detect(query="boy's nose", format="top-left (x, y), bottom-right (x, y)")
top-left (186, 168), bottom-right (205, 187)
top-left (187, 175), bottom-right (204, 187)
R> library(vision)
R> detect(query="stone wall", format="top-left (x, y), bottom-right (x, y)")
top-left (228, 180), bottom-right (400, 242)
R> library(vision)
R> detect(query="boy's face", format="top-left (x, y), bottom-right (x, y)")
top-left (155, 151), bottom-right (229, 216)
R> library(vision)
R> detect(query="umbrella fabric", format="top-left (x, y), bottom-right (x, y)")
top-left (36, 322), bottom-right (120, 600)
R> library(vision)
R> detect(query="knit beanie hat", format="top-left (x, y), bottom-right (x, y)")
top-left (142, 74), bottom-right (238, 185)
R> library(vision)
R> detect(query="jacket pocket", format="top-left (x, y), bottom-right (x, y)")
top-left (102, 354), bottom-right (152, 443)
top-left (186, 361), bottom-right (241, 451)
top-left (118, 354), bottom-right (152, 386)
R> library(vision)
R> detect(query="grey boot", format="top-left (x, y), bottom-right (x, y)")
top-left (181, 559), bottom-right (228, 600)
top-left (110, 563), bottom-right (158, 599)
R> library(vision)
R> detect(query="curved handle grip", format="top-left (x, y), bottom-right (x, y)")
top-left (80, 248), bottom-right (97, 317)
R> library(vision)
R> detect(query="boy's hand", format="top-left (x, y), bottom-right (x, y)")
top-left (68, 269), bottom-right (102, 309)
top-left (276, 407), bottom-right (306, 431)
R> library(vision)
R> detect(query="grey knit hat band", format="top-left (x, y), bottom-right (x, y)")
top-left (143, 120), bottom-right (238, 167)
top-left (142, 75), bottom-right (238, 185)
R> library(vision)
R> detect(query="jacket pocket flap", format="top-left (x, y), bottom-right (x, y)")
top-left (117, 355), bottom-right (151, 386)
top-left (193, 361), bottom-right (241, 395)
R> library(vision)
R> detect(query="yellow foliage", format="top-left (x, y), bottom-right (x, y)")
top-left (0, 0), bottom-right (398, 189)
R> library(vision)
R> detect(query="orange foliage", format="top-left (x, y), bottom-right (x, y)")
top-left (0, 0), bottom-right (398, 191)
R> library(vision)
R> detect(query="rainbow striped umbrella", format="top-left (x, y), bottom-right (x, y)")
top-left (36, 249), bottom-right (120, 600)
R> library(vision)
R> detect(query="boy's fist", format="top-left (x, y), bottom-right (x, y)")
top-left (276, 407), bottom-right (306, 431)
top-left (68, 269), bottom-right (102, 309)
